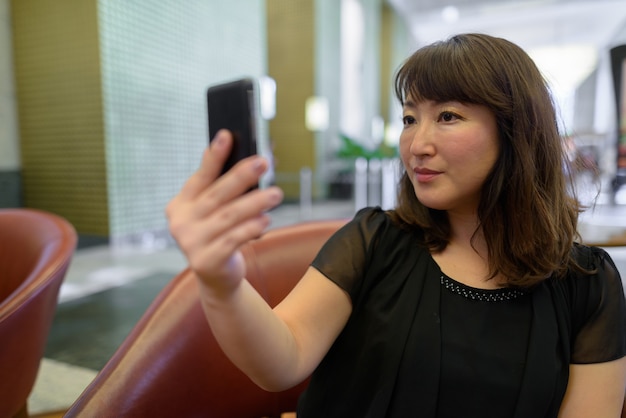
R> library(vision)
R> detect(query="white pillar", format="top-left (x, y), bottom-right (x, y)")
top-left (381, 158), bottom-right (398, 210)
top-left (354, 157), bottom-right (368, 211)
top-left (300, 167), bottom-right (313, 220)
top-left (367, 158), bottom-right (381, 207)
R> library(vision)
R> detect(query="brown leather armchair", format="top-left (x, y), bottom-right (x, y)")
top-left (0, 208), bottom-right (77, 418)
top-left (64, 219), bottom-right (347, 418)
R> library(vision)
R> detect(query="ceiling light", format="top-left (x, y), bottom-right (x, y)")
top-left (441, 6), bottom-right (460, 23)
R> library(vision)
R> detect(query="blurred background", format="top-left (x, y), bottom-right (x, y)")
top-left (1, 0), bottom-right (625, 250)
top-left (2, 0), bottom-right (626, 414)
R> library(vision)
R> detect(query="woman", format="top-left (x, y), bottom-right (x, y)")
top-left (166, 33), bottom-right (626, 417)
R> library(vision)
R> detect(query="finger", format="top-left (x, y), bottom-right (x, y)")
top-left (208, 154), bottom-right (270, 200)
top-left (171, 185), bottom-right (282, 256)
top-left (189, 155), bottom-right (270, 218)
top-left (180, 130), bottom-right (233, 199)
top-left (191, 213), bottom-right (272, 280)
top-left (198, 185), bottom-right (283, 239)
top-left (176, 188), bottom-right (280, 282)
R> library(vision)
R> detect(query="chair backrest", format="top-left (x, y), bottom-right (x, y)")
top-left (0, 208), bottom-right (77, 418)
top-left (64, 218), bottom-right (347, 418)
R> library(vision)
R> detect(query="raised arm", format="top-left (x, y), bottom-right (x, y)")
top-left (166, 130), bottom-right (351, 391)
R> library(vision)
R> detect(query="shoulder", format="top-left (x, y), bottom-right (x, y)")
top-left (334, 206), bottom-right (401, 243)
top-left (550, 244), bottom-right (622, 288)
top-left (566, 244), bottom-right (623, 294)
top-left (548, 244), bottom-right (624, 306)
top-left (545, 243), bottom-right (625, 329)
top-left (570, 244), bottom-right (616, 271)
top-left (311, 207), bottom-right (421, 296)
top-left (336, 206), bottom-right (423, 251)
top-left (353, 206), bottom-right (392, 229)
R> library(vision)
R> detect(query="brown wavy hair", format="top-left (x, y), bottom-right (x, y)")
top-left (390, 33), bottom-right (582, 288)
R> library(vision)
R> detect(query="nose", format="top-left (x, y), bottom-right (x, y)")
top-left (408, 122), bottom-right (435, 157)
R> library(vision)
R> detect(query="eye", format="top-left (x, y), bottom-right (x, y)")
top-left (438, 111), bottom-right (461, 123)
top-left (402, 115), bottom-right (416, 126)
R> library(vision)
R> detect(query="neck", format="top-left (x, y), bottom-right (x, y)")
top-left (435, 212), bottom-right (504, 287)
top-left (446, 210), bottom-right (483, 246)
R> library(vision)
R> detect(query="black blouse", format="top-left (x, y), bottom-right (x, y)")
top-left (296, 207), bottom-right (626, 418)
top-left (437, 275), bottom-right (531, 417)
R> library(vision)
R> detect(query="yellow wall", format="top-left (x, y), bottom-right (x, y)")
top-left (11, 0), bottom-right (109, 236)
top-left (267, 0), bottom-right (316, 199)
top-left (380, 3), bottom-right (393, 125)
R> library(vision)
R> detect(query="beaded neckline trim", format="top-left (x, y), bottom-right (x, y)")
top-left (440, 275), bottom-right (526, 302)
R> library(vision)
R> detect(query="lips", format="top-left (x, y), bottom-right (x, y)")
top-left (413, 167), bottom-right (442, 182)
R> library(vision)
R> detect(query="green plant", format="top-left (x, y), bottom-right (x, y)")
top-left (336, 134), bottom-right (398, 160)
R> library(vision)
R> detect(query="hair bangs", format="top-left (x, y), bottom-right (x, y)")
top-left (395, 38), bottom-right (494, 107)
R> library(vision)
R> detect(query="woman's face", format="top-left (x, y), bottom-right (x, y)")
top-left (399, 99), bottom-right (499, 215)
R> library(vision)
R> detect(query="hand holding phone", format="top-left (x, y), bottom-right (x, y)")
top-left (167, 78), bottom-right (282, 294)
top-left (166, 128), bottom-right (283, 296)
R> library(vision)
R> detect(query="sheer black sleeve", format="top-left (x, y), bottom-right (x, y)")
top-left (311, 207), bottom-right (386, 300)
top-left (570, 246), bottom-right (626, 364)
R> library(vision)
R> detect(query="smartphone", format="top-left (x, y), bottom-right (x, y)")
top-left (207, 78), bottom-right (259, 176)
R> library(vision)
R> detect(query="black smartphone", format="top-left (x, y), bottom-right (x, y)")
top-left (207, 78), bottom-right (259, 177)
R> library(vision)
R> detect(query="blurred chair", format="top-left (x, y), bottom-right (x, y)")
top-left (0, 208), bottom-right (77, 418)
top-left (64, 218), bottom-right (347, 418)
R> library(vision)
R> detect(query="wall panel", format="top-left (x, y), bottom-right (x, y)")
top-left (11, 0), bottom-right (108, 237)
top-left (98, 0), bottom-right (268, 245)
top-left (12, 0), bottom-right (268, 245)
top-left (267, 0), bottom-right (315, 199)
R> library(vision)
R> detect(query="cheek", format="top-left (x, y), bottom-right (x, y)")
top-left (399, 143), bottom-right (413, 173)
top-left (480, 136), bottom-right (500, 171)
top-left (460, 129), bottom-right (500, 168)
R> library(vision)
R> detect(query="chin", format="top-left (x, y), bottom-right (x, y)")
top-left (415, 196), bottom-right (448, 211)
top-left (413, 190), bottom-right (444, 210)
top-left (422, 203), bottom-right (449, 211)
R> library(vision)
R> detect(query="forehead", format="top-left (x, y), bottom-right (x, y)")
top-left (399, 76), bottom-right (481, 109)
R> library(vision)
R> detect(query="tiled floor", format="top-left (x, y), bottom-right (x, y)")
top-left (28, 191), bottom-right (626, 414)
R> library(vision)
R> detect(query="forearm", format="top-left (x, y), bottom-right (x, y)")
top-left (198, 276), bottom-right (304, 391)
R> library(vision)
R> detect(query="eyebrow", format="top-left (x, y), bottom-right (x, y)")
top-left (404, 99), bottom-right (467, 110)
top-left (403, 99), bottom-right (417, 109)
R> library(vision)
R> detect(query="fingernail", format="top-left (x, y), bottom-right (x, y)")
top-left (252, 157), bottom-right (265, 173)
top-left (212, 132), bottom-right (225, 148)
top-left (269, 188), bottom-right (283, 204)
